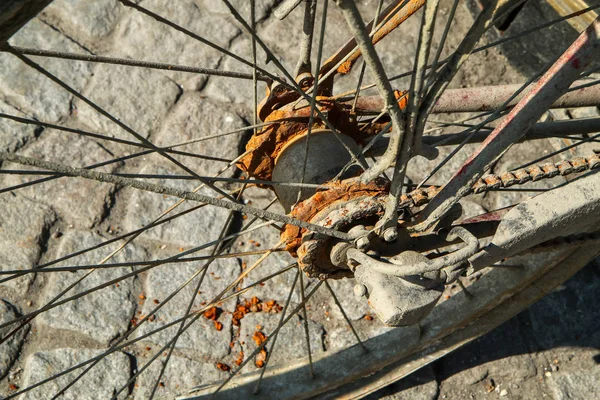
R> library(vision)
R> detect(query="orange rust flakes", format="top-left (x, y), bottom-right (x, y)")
top-left (252, 329), bottom-right (267, 346)
top-left (203, 306), bottom-right (224, 331)
top-left (215, 362), bottom-right (231, 372)
top-left (238, 99), bottom-right (366, 183)
top-left (255, 348), bottom-right (268, 369)
top-left (252, 329), bottom-right (269, 369)
top-left (235, 350), bottom-right (244, 366)
top-left (232, 297), bottom-right (284, 326)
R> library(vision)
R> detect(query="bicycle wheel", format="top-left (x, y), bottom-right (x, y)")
top-left (0, 1), bottom-right (599, 399)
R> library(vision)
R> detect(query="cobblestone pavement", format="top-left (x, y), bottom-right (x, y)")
top-left (0, 1), bottom-right (598, 399)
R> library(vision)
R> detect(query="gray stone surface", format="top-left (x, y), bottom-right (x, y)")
top-left (122, 164), bottom-right (234, 248)
top-left (134, 254), bottom-right (239, 360)
top-left (0, 101), bottom-right (36, 153)
top-left (546, 356), bottom-right (600, 400)
top-left (152, 93), bottom-right (247, 178)
top-left (133, 356), bottom-right (226, 400)
top-left (73, 63), bottom-right (180, 141)
top-left (0, 300), bottom-right (28, 380)
top-left (237, 311), bottom-right (324, 372)
top-left (40, 0), bottom-right (124, 51)
top-left (1, 19), bottom-right (92, 123)
top-left (0, 193), bottom-right (55, 296)
top-left (38, 231), bottom-right (144, 345)
top-left (112, 0), bottom-right (240, 91)
top-left (20, 348), bottom-right (131, 400)
top-left (3, 133), bottom-right (116, 229)
top-left (230, 186), bottom-right (298, 304)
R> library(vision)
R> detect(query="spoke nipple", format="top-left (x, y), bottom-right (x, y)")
top-left (382, 227), bottom-right (398, 242)
top-left (354, 284), bottom-right (367, 298)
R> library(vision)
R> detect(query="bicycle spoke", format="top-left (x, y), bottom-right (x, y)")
top-left (336, 0), bottom-right (406, 186)
top-left (6, 254), bottom-right (296, 399)
top-left (7, 50), bottom-right (238, 201)
top-left (299, 0), bottom-right (329, 204)
top-left (0, 221), bottom-right (274, 335)
top-left (211, 280), bottom-right (324, 396)
top-left (424, 0), bottom-right (459, 91)
top-left (325, 280), bottom-right (365, 350)
top-left (220, 0), bottom-right (368, 171)
top-left (4, 46), bottom-right (269, 81)
top-left (0, 150), bottom-right (352, 239)
top-left (0, 112), bottom-right (235, 162)
top-left (142, 192), bottom-right (243, 400)
top-left (253, 269), bottom-right (300, 394)
top-left (417, 66), bottom-right (548, 189)
top-left (298, 271), bottom-right (315, 379)
top-left (350, 0), bottom-right (385, 114)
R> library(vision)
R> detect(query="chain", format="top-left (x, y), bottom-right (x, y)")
top-left (397, 154), bottom-right (600, 209)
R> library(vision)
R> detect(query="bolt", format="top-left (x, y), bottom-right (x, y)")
top-left (354, 284), bottom-right (367, 298)
top-left (382, 227), bottom-right (398, 242)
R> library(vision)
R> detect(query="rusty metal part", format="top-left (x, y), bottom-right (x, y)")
top-left (239, 98), bottom-right (372, 183)
top-left (280, 177), bottom-right (390, 278)
top-left (271, 128), bottom-right (363, 211)
top-left (320, 0), bottom-right (425, 80)
top-left (471, 154), bottom-right (599, 193)
top-left (350, 80), bottom-right (600, 114)
top-left (280, 154), bottom-right (598, 278)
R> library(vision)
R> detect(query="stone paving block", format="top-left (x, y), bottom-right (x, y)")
top-left (123, 164), bottom-right (234, 248)
top-left (3, 133), bottom-right (116, 229)
top-left (133, 254), bottom-right (239, 360)
top-left (1, 19), bottom-right (93, 123)
top-left (38, 231), bottom-right (145, 345)
top-left (40, 0), bottom-right (124, 51)
top-left (112, 0), bottom-right (240, 91)
top-left (0, 300), bottom-right (29, 380)
top-left (73, 64), bottom-right (180, 141)
top-left (237, 311), bottom-right (324, 372)
top-left (133, 355), bottom-right (226, 400)
top-left (20, 348), bottom-right (131, 400)
top-left (0, 101), bottom-right (36, 153)
top-left (153, 93), bottom-right (247, 178)
top-left (0, 192), bottom-right (55, 296)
